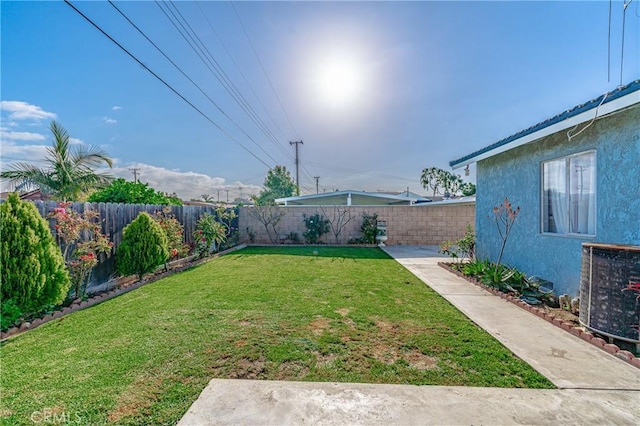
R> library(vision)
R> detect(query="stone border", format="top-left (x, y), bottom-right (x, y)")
top-left (0, 244), bottom-right (247, 341)
top-left (438, 262), bottom-right (640, 369)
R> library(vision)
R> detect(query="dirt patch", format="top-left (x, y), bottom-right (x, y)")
top-left (371, 345), bottom-right (399, 364)
top-left (313, 351), bottom-right (338, 367)
top-left (107, 375), bottom-right (163, 423)
top-left (335, 308), bottom-right (350, 317)
top-left (403, 349), bottom-right (439, 370)
top-left (230, 358), bottom-right (266, 379)
top-left (234, 340), bottom-right (247, 347)
top-left (371, 345), bottom-right (439, 371)
top-left (275, 361), bottom-right (309, 380)
top-left (373, 319), bottom-right (400, 333)
top-left (543, 306), bottom-right (579, 324)
top-left (308, 317), bottom-right (330, 335)
top-left (342, 317), bottom-right (356, 329)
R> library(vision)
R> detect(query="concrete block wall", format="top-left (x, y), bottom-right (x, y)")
top-left (239, 201), bottom-right (475, 245)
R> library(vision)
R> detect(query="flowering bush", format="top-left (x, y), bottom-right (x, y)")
top-left (194, 207), bottom-right (237, 257)
top-left (194, 213), bottom-right (226, 258)
top-left (153, 207), bottom-right (189, 259)
top-left (49, 202), bottom-right (112, 299)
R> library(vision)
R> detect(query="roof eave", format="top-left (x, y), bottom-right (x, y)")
top-left (450, 83), bottom-right (640, 169)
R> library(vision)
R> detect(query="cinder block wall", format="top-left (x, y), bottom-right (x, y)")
top-left (239, 202), bottom-right (475, 245)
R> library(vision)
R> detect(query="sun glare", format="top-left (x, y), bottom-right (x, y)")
top-left (315, 56), bottom-right (363, 108)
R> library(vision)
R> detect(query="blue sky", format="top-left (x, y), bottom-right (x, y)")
top-left (1, 1), bottom-right (638, 201)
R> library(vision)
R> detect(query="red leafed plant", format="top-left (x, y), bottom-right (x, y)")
top-left (49, 202), bottom-right (113, 299)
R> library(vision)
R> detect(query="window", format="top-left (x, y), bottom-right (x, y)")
top-left (542, 151), bottom-right (596, 235)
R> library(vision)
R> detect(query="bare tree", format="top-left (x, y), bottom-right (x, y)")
top-left (247, 205), bottom-right (287, 244)
top-left (320, 205), bottom-right (356, 244)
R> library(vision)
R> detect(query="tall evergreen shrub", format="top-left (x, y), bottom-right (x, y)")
top-left (116, 212), bottom-right (168, 280)
top-left (0, 193), bottom-right (70, 315)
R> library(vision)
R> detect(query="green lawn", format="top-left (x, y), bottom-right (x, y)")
top-left (1, 247), bottom-right (553, 424)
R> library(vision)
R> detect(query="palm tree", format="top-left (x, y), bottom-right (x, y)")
top-left (1, 121), bottom-right (114, 201)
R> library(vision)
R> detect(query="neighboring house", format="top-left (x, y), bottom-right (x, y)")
top-left (275, 190), bottom-right (429, 206)
top-left (0, 189), bottom-right (52, 201)
top-left (450, 80), bottom-right (640, 296)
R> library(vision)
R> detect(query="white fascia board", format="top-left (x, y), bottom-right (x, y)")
top-left (452, 92), bottom-right (640, 170)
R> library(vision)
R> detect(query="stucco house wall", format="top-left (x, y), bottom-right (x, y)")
top-left (475, 106), bottom-right (640, 296)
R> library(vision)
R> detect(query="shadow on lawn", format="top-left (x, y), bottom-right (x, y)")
top-left (229, 246), bottom-right (392, 260)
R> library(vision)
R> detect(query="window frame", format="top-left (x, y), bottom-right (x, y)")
top-left (540, 149), bottom-right (597, 237)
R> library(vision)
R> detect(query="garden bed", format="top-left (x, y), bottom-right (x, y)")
top-left (0, 244), bottom-right (247, 341)
top-left (438, 262), bottom-right (640, 368)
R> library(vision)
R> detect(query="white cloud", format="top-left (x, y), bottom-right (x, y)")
top-left (0, 141), bottom-right (49, 166)
top-left (0, 127), bottom-right (46, 142)
top-left (0, 101), bottom-right (57, 122)
top-left (69, 137), bottom-right (85, 145)
top-left (110, 163), bottom-right (262, 201)
top-left (102, 117), bottom-right (117, 125)
top-left (112, 106), bottom-right (122, 111)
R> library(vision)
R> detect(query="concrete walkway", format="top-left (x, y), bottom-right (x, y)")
top-left (179, 246), bottom-right (640, 425)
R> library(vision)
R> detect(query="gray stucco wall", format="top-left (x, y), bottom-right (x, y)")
top-left (476, 106), bottom-right (640, 296)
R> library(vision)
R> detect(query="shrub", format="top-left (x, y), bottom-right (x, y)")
top-left (360, 213), bottom-right (379, 244)
top-left (194, 213), bottom-right (226, 258)
top-left (440, 224), bottom-right (475, 263)
top-left (116, 212), bottom-right (168, 280)
top-left (303, 213), bottom-right (330, 244)
top-left (88, 178), bottom-right (182, 205)
top-left (153, 208), bottom-right (189, 259)
top-left (0, 193), bottom-right (70, 314)
top-left (49, 202), bottom-right (113, 299)
top-left (1, 299), bottom-right (23, 330)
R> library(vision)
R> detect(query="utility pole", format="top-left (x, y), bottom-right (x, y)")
top-left (314, 176), bottom-right (320, 194)
top-left (226, 189), bottom-right (229, 204)
top-left (289, 140), bottom-right (303, 194)
top-left (129, 168), bottom-right (140, 183)
top-left (217, 189), bottom-right (220, 202)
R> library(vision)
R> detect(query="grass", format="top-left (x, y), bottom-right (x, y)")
top-left (0, 246), bottom-right (553, 424)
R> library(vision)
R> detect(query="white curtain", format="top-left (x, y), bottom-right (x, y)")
top-left (569, 153), bottom-right (596, 234)
top-left (544, 160), bottom-right (567, 233)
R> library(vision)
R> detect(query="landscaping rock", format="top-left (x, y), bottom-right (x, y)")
top-left (615, 351), bottom-right (635, 361)
top-left (579, 331), bottom-right (593, 342)
top-left (631, 357), bottom-right (640, 368)
top-left (603, 344), bottom-right (619, 354)
top-left (19, 322), bottom-right (31, 331)
top-left (591, 337), bottom-right (606, 347)
top-left (31, 318), bottom-right (43, 327)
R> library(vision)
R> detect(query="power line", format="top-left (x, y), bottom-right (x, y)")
top-left (107, 0), bottom-right (279, 165)
top-left (195, 1), bottom-right (293, 156)
top-left (157, 1), bottom-right (292, 162)
top-left (63, 0), bottom-right (272, 169)
top-left (230, 1), bottom-right (300, 140)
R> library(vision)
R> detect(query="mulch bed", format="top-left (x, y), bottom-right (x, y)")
top-left (438, 262), bottom-right (640, 369)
